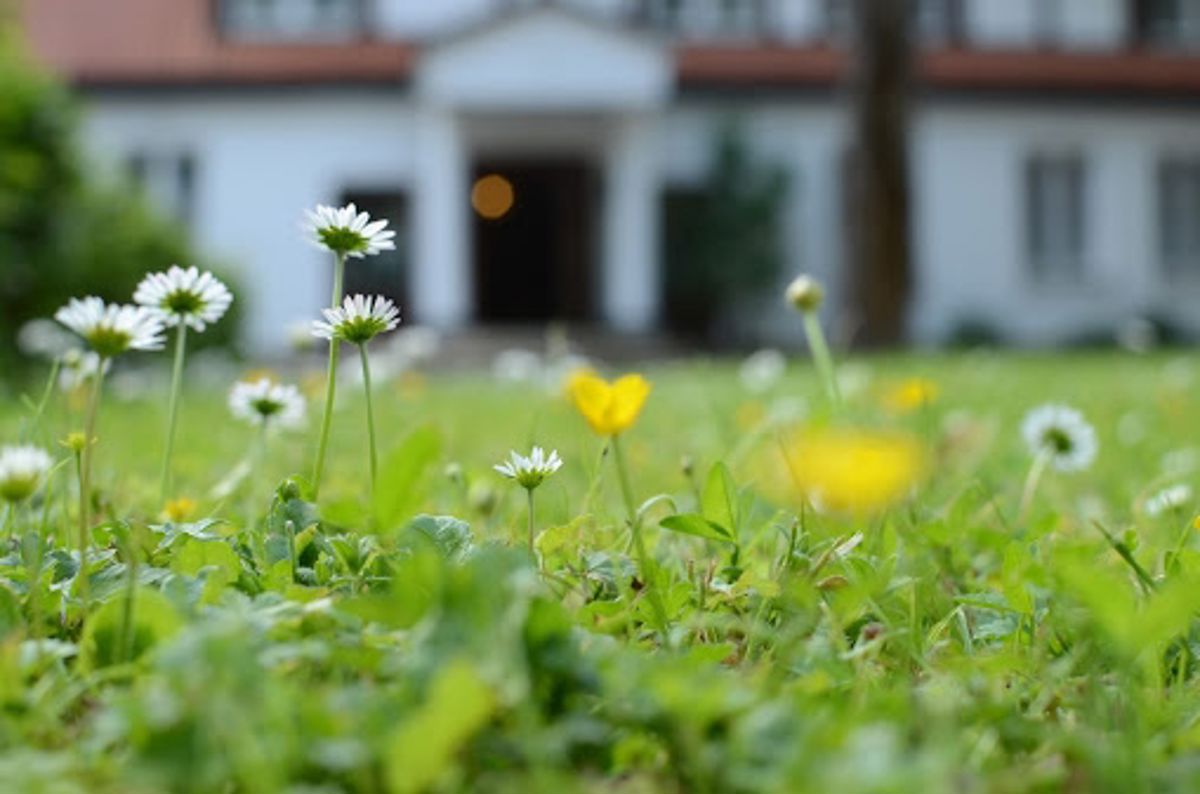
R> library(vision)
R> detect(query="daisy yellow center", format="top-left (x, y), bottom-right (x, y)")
top-left (319, 227), bottom-right (369, 255)
top-left (1042, 428), bottom-right (1073, 454)
top-left (0, 475), bottom-right (38, 503)
top-left (165, 289), bottom-right (204, 316)
top-left (252, 398), bottom-right (284, 418)
top-left (85, 327), bottom-right (131, 358)
top-left (338, 317), bottom-right (388, 344)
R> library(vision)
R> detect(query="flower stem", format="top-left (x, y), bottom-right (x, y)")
top-left (1017, 449), bottom-right (1050, 525)
top-left (526, 487), bottom-right (536, 559)
top-left (312, 253), bottom-right (346, 498)
top-left (23, 356), bottom-right (61, 443)
top-left (357, 343), bottom-right (378, 498)
top-left (802, 311), bottom-right (841, 408)
top-left (159, 324), bottom-right (188, 503)
top-left (77, 361), bottom-right (106, 610)
top-left (611, 435), bottom-right (669, 634)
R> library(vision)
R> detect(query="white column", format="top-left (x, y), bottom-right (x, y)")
top-left (602, 114), bottom-right (661, 332)
top-left (413, 106), bottom-right (472, 327)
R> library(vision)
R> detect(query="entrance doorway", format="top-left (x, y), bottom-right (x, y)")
top-left (471, 160), bottom-right (596, 323)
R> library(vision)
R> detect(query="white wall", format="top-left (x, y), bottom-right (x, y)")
top-left (661, 101), bottom-right (846, 343)
top-left (78, 88), bottom-right (1200, 352)
top-left (913, 103), bottom-right (1200, 344)
top-left (81, 92), bottom-right (417, 353)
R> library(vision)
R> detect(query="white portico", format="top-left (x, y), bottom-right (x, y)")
top-left (410, 6), bottom-right (672, 332)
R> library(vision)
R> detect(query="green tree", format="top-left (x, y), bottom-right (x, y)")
top-left (0, 25), bottom-right (238, 367)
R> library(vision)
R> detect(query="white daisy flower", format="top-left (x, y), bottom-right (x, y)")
top-left (494, 446), bottom-right (564, 491)
top-left (1144, 484), bottom-right (1193, 518)
top-left (304, 203), bottom-right (396, 259)
top-left (0, 445), bottom-right (54, 503)
top-left (134, 265), bottom-right (233, 332)
top-left (311, 294), bottom-right (401, 344)
top-left (739, 349), bottom-right (786, 394)
top-left (228, 378), bottom-right (307, 430)
top-left (17, 319), bottom-right (79, 361)
top-left (58, 350), bottom-right (111, 393)
top-left (1021, 404), bottom-right (1098, 472)
top-left (54, 297), bottom-right (165, 358)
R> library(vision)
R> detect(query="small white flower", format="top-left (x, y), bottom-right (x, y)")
top-left (1021, 404), bottom-right (1098, 472)
top-left (1144, 484), bottom-right (1193, 518)
top-left (785, 274), bottom-right (824, 312)
top-left (493, 349), bottom-right (543, 383)
top-left (739, 349), bottom-right (786, 394)
top-left (311, 294), bottom-right (400, 344)
top-left (494, 446), bottom-right (564, 491)
top-left (0, 446), bottom-right (54, 503)
top-left (54, 297), bottom-right (165, 358)
top-left (134, 265), bottom-right (233, 332)
top-left (304, 203), bottom-right (396, 259)
top-left (17, 319), bottom-right (79, 361)
top-left (228, 378), bottom-right (307, 430)
top-left (58, 350), bottom-right (110, 393)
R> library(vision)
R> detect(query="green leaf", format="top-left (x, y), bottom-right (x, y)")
top-left (171, 538), bottom-right (242, 581)
top-left (701, 462), bottom-right (740, 540)
top-left (79, 588), bottom-right (182, 671)
top-left (402, 515), bottom-right (473, 562)
top-left (373, 426), bottom-right (442, 530)
top-left (660, 514), bottom-right (737, 545)
top-left (385, 660), bottom-right (496, 794)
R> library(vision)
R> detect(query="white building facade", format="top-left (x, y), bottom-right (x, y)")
top-left (25, 0), bottom-right (1200, 349)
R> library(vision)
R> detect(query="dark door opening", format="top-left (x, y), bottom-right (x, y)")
top-left (472, 160), bottom-right (595, 323)
top-left (339, 190), bottom-right (409, 309)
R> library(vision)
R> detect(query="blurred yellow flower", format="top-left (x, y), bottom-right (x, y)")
top-left (782, 428), bottom-right (925, 515)
top-left (883, 378), bottom-right (939, 414)
top-left (163, 497), bottom-right (197, 523)
top-left (568, 371), bottom-right (651, 436)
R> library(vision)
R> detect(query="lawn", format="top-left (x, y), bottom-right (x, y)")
top-left (0, 350), bottom-right (1198, 792)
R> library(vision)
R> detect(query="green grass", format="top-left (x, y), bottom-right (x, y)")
top-left (1, 350), bottom-right (1199, 792)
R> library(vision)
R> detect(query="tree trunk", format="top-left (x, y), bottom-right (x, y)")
top-left (846, 0), bottom-right (914, 346)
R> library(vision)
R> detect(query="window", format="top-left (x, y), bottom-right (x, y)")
top-left (1159, 158), bottom-right (1200, 279)
top-left (638, 0), bottom-right (769, 40)
top-left (915, 0), bottom-right (963, 45)
top-left (1025, 155), bottom-right (1087, 283)
top-left (1033, 0), bottom-right (1065, 45)
top-left (339, 191), bottom-right (410, 309)
top-left (219, 0), bottom-right (365, 41)
top-left (1134, 0), bottom-right (1200, 49)
top-left (127, 152), bottom-right (196, 228)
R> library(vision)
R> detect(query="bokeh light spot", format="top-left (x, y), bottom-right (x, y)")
top-left (471, 174), bottom-right (515, 220)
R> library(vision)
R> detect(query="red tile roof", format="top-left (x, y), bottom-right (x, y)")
top-left (21, 0), bottom-right (415, 85)
top-left (20, 0), bottom-right (1200, 95)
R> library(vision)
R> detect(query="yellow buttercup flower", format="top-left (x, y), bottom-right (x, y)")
top-left (883, 378), bottom-right (939, 415)
top-left (781, 428), bottom-right (924, 516)
top-left (568, 371), bottom-right (651, 436)
top-left (162, 497), bottom-right (198, 523)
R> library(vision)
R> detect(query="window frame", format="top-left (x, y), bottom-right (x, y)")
top-left (1024, 152), bottom-right (1089, 286)
top-left (1157, 154), bottom-right (1200, 282)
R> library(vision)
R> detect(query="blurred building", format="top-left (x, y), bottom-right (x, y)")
top-left (20, 0), bottom-right (1200, 350)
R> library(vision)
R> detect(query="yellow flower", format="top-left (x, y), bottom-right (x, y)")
top-left (883, 378), bottom-right (939, 415)
top-left (568, 371), bottom-right (651, 436)
top-left (162, 497), bottom-right (198, 523)
top-left (781, 428), bottom-right (924, 515)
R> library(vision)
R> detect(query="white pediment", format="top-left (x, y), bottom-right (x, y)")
top-left (415, 6), bottom-right (672, 111)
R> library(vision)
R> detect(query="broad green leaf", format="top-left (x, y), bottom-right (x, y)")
top-left (402, 515), bottom-right (473, 562)
top-left (701, 462), bottom-right (740, 539)
top-left (660, 514), bottom-right (736, 545)
top-left (171, 538), bottom-right (242, 581)
top-left (79, 588), bottom-right (182, 670)
top-left (385, 660), bottom-right (496, 794)
top-left (374, 426), bottom-right (442, 530)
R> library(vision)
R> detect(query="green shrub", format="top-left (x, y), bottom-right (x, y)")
top-left (0, 27), bottom-right (239, 368)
